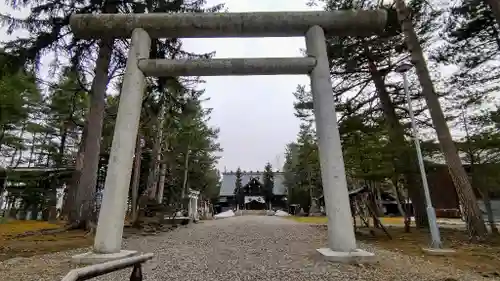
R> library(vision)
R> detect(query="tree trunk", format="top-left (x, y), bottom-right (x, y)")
top-left (5, 198), bottom-right (12, 217)
top-left (131, 135), bottom-right (142, 222)
top-left (62, 125), bottom-right (87, 219)
top-left (70, 37), bottom-right (114, 229)
top-left (14, 144), bottom-right (23, 167)
top-left (146, 139), bottom-right (161, 201)
top-left (26, 132), bottom-right (37, 167)
top-left (367, 55), bottom-right (428, 227)
top-left (0, 127), bottom-right (5, 148)
top-left (47, 190), bottom-right (58, 222)
top-left (392, 176), bottom-right (411, 232)
top-left (485, 0), bottom-right (500, 27)
top-left (374, 182), bottom-right (384, 215)
top-left (395, 0), bottom-right (488, 238)
top-left (463, 110), bottom-right (497, 235)
top-left (181, 146), bottom-right (190, 199)
top-left (481, 190), bottom-right (499, 234)
top-left (9, 123), bottom-right (26, 166)
top-left (0, 175), bottom-right (6, 217)
top-left (57, 125), bottom-right (69, 165)
top-left (146, 105), bottom-right (165, 201)
top-left (156, 162), bottom-right (166, 204)
top-left (36, 132), bottom-right (50, 166)
top-left (156, 138), bottom-right (168, 204)
top-left (391, 176), bottom-right (406, 217)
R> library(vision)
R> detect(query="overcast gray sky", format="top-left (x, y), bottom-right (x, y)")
top-left (182, 0), bottom-right (320, 172)
top-left (0, 0), bottom-right (319, 172)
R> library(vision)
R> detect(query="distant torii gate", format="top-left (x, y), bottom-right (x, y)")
top-left (69, 10), bottom-right (391, 264)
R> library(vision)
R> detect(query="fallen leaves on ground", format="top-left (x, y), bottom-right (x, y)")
top-left (288, 215), bottom-right (409, 226)
top-left (291, 216), bottom-right (500, 277)
top-left (0, 220), bottom-right (61, 239)
top-left (359, 226), bottom-right (500, 278)
top-left (0, 220), bottom-right (91, 261)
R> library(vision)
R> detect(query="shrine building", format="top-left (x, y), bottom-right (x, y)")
top-left (216, 171), bottom-right (287, 212)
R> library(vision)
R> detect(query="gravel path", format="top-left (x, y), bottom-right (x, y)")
top-left (0, 216), bottom-right (495, 281)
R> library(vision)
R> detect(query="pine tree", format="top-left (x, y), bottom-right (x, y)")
top-left (0, 52), bottom-right (40, 160)
top-left (282, 123), bottom-right (319, 215)
top-left (435, 0), bottom-right (500, 108)
top-left (234, 167), bottom-right (243, 209)
top-left (297, 0), bottom-right (439, 227)
top-left (394, 0), bottom-right (488, 238)
top-left (262, 162), bottom-right (275, 210)
top-left (456, 108), bottom-right (500, 234)
top-left (1, 0), bottom-right (223, 228)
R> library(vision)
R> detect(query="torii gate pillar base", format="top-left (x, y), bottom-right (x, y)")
top-left (317, 248), bottom-right (376, 264)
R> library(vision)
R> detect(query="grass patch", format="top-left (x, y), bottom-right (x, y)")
top-left (290, 216), bottom-right (500, 276)
top-left (287, 216), bottom-right (406, 225)
top-left (358, 226), bottom-right (500, 276)
top-left (0, 216), bottom-right (8, 224)
top-left (0, 230), bottom-right (92, 261)
top-left (288, 216), bottom-right (328, 224)
top-left (0, 220), bottom-right (91, 261)
top-left (0, 220), bottom-right (61, 238)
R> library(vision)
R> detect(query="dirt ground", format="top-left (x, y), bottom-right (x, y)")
top-left (0, 216), bottom-right (494, 281)
top-left (2, 217), bottom-right (500, 279)
top-left (0, 219), bottom-right (167, 261)
top-left (289, 216), bottom-right (500, 278)
top-left (356, 226), bottom-right (500, 278)
top-left (0, 220), bottom-right (92, 261)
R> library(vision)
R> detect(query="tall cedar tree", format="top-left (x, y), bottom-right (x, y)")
top-left (262, 162), bottom-right (274, 209)
top-left (1, 0), bottom-right (222, 228)
top-left (234, 167), bottom-right (243, 209)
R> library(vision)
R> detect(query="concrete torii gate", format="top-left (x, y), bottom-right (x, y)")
top-left (70, 10), bottom-right (391, 264)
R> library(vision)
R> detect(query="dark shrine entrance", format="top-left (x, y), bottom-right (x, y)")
top-left (243, 178), bottom-right (267, 210)
top-left (245, 199), bottom-right (266, 210)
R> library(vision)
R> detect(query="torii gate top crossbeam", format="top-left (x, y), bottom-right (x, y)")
top-left (69, 10), bottom-right (389, 39)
